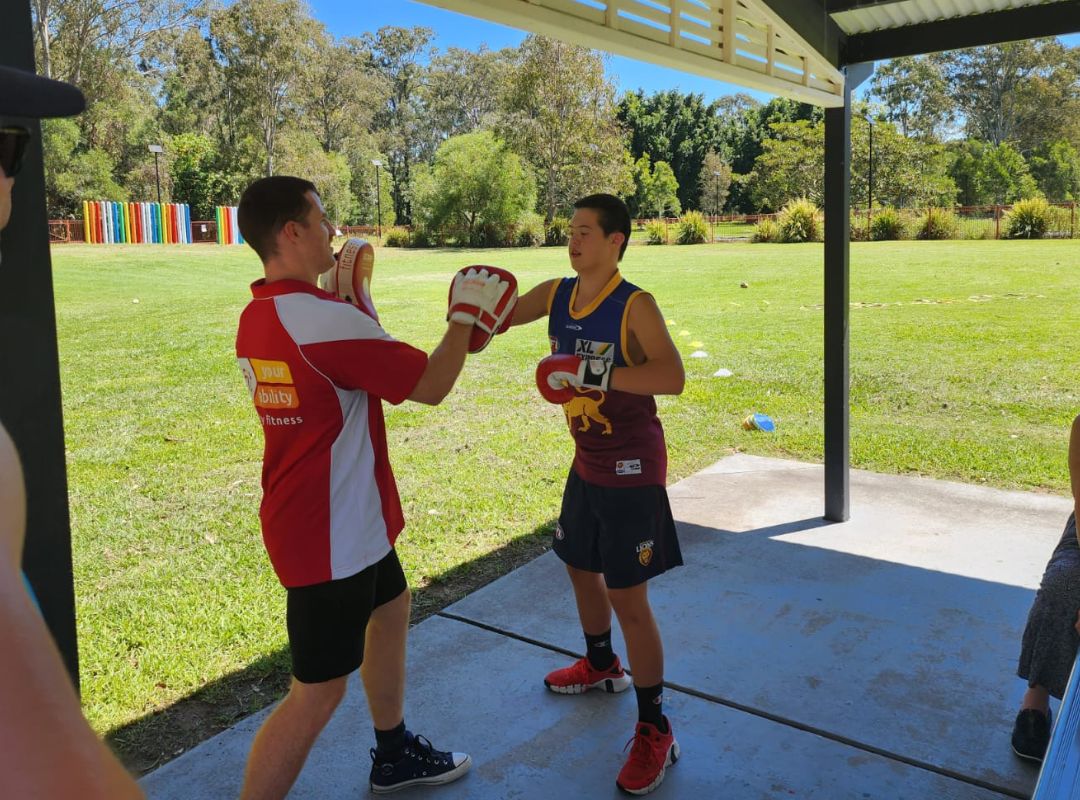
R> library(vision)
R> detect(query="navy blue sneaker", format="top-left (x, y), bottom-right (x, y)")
top-left (369, 732), bottom-right (471, 794)
top-left (1011, 708), bottom-right (1052, 762)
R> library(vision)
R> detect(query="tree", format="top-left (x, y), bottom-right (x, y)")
top-left (869, 55), bottom-right (954, 140)
top-left (941, 39), bottom-right (1080, 151)
top-left (40, 118), bottom-right (126, 216)
top-left (850, 114), bottom-right (956, 209)
top-left (212, 0), bottom-right (323, 177)
top-left (498, 35), bottom-right (631, 223)
top-left (276, 130), bottom-right (354, 224)
top-left (718, 96), bottom-right (820, 212)
top-left (297, 36), bottom-right (386, 154)
top-left (411, 131), bottom-right (536, 244)
top-left (974, 142), bottom-right (1040, 204)
top-left (423, 46), bottom-right (513, 142)
top-left (617, 90), bottom-right (720, 211)
top-left (362, 26), bottom-right (436, 224)
top-left (745, 120), bottom-right (824, 211)
top-left (1029, 140), bottom-right (1080, 201)
top-left (697, 152), bottom-right (731, 215)
top-left (631, 155), bottom-right (680, 219)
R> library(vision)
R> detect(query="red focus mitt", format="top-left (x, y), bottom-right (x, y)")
top-left (535, 354), bottom-right (615, 404)
top-left (320, 238), bottom-right (378, 321)
top-left (447, 266), bottom-right (518, 353)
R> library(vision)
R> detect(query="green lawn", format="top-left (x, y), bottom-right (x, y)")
top-left (52, 238), bottom-right (1080, 768)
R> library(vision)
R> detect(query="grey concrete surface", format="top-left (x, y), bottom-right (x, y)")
top-left (143, 616), bottom-right (1012, 800)
top-left (142, 455), bottom-right (1063, 799)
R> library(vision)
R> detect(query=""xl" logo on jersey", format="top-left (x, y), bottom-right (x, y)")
top-left (574, 339), bottom-right (615, 363)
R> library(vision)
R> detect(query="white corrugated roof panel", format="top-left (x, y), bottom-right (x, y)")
top-left (831, 0), bottom-right (1061, 35)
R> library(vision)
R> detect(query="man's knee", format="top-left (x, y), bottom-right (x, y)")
top-left (290, 675), bottom-right (347, 718)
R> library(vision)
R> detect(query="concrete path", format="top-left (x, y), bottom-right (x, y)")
top-left (142, 455), bottom-right (1064, 799)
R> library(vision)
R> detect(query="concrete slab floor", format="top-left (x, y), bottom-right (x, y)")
top-left (142, 616), bottom-right (1012, 800)
top-left (141, 455), bottom-right (1062, 799)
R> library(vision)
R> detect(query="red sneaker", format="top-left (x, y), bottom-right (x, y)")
top-left (543, 655), bottom-right (632, 695)
top-left (616, 717), bottom-right (679, 795)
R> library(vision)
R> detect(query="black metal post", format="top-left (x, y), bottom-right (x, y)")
top-left (864, 118), bottom-right (872, 214)
top-left (1, 8), bottom-right (80, 685)
top-left (824, 79), bottom-right (853, 522)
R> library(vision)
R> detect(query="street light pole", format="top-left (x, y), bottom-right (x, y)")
top-left (148, 143), bottom-right (163, 205)
top-left (371, 158), bottom-right (383, 241)
top-left (867, 118), bottom-right (873, 239)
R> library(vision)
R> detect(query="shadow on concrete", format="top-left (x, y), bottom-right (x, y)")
top-left (443, 518), bottom-right (1043, 798)
top-left (109, 517), bottom-right (558, 775)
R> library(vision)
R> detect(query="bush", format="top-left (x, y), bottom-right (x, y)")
top-left (915, 208), bottom-right (958, 240)
top-left (674, 210), bottom-right (709, 244)
top-left (870, 207), bottom-right (906, 241)
top-left (644, 219), bottom-right (667, 244)
top-left (408, 227), bottom-right (436, 248)
top-left (1047, 204), bottom-right (1073, 238)
top-left (753, 217), bottom-right (778, 243)
top-left (515, 212), bottom-right (544, 247)
top-left (470, 223), bottom-right (515, 248)
top-left (777, 198), bottom-right (821, 243)
top-left (1004, 197), bottom-right (1050, 239)
top-left (849, 213), bottom-right (869, 242)
top-left (383, 226), bottom-right (411, 247)
top-left (545, 216), bottom-right (570, 246)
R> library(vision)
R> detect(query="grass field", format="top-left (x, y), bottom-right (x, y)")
top-left (52, 238), bottom-right (1080, 770)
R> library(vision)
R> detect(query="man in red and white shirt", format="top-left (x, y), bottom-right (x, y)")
top-left (235, 176), bottom-right (499, 798)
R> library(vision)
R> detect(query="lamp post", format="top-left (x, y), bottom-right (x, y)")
top-left (148, 143), bottom-right (163, 204)
top-left (713, 170), bottom-right (722, 241)
top-left (371, 158), bottom-right (383, 241)
top-left (866, 117), bottom-right (873, 239)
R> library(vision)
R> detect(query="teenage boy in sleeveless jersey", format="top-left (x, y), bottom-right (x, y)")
top-left (511, 193), bottom-right (685, 795)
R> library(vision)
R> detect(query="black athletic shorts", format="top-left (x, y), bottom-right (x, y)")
top-left (285, 548), bottom-right (407, 684)
top-left (553, 469), bottom-right (683, 589)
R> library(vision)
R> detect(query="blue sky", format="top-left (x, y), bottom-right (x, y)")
top-left (325, 1), bottom-right (1080, 105)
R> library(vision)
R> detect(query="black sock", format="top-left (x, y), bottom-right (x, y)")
top-left (635, 683), bottom-right (666, 731)
top-left (584, 629), bottom-right (615, 671)
top-left (374, 720), bottom-right (408, 760)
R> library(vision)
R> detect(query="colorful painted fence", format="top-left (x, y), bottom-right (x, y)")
top-left (216, 206), bottom-right (244, 245)
top-left (82, 201), bottom-right (192, 244)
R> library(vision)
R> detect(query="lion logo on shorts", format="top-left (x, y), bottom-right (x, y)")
top-left (637, 539), bottom-right (655, 567)
top-left (563, 389), bottom-right (612, 435)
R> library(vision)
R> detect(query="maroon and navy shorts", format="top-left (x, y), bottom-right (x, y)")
top-left (553, 469), bottom-right (683, 589)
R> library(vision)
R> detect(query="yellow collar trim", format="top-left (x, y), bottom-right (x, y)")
top-left (569, 270), bottom-right (622, 320)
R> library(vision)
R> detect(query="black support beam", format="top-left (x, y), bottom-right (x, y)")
top-left (823, 72), bottom-right (852, 523)
top-left (1, 7), bottom-right (80, 686)
top-left (843, 1), bottom-right (1080, 64)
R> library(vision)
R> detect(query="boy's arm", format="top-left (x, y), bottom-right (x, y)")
top-left (509, 279), bottom-right (558, 327)
top-left (610, 293), bottom-right (685, 397)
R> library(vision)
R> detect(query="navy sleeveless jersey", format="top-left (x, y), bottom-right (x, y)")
top-left (547, 272), bottom-right (667, 488)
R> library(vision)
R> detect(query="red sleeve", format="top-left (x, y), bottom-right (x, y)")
top-left (301, 338), bottom-right (428, 405)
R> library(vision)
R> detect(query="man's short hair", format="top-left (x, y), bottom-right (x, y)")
top-left (238, 176), bottom-right (319, 262)
top-left (574, 193), bottom-right (631, 261)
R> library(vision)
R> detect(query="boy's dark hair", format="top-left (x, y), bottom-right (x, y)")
top-left (574, 193), bottom-right (631, 261)
top-left (238, 176), bottom-right (319, 262)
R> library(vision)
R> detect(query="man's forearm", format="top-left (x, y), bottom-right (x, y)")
top-left (408, 323), bottom-right (471, 405)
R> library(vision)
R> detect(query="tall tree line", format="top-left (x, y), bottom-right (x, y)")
top-left (31, 0), bottom-right (1080, 223)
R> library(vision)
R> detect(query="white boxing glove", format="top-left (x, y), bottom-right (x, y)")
top-left (449, 268), bottom-right (500, 324)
